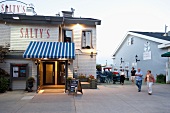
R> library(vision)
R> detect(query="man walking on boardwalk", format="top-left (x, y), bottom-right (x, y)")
top-left (135, 68), bottom-right (143, 92)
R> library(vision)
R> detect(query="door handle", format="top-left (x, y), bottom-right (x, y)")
top-left (53, 72), bottom-right (54, 76)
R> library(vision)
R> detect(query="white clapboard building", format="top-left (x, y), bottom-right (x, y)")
top-left (0, 0), bottom-right (101, 91)
top-left (112, 31), bottom-right (170, 83)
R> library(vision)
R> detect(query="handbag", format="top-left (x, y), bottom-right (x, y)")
top-left (153, 77), bottom-right (155, 83)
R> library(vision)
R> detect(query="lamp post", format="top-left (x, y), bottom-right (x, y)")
top-left (135, 55), bottom-right (140, 62)
top-left (106, 60), bottom-right (107, 66)
top-left (120, 58), bottom-right (124, 64)
top-left (112, 56), bottom-right (115, 70)
top-left (90, 52), bottom-right (93, 58)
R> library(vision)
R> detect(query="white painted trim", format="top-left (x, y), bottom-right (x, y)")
top-left (129, 32), bottom-right (170, 43)
top-left (113, 31), bottom-right (170, 55)
top-left (112, 32), bottom-right (129, 56)
top-left (158, 43), bottom-right (170, 49)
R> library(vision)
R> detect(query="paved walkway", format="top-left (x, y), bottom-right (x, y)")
top-left (0, 82), bottom-right (170, 113)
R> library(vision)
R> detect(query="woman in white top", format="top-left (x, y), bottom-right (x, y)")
top-left (120, 69), bottom-right (125, 85)
top-left (144, 70), bottom-right (155, 95)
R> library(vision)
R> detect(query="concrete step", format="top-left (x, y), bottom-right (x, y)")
top-left (41, 85), bottom-right (65, 89)
top-left (39, 89), bottom-right (65, 93)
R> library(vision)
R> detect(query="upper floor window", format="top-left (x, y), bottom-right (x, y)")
top-left (63, 30), bottom-right (72, 43)
top-left (127, 37), bottom-right (134, 45)
top-left (82, 31), bottom-right (92, 49)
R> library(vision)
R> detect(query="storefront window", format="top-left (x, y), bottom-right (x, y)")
top-left (82, 31), bottom-right (92, 49)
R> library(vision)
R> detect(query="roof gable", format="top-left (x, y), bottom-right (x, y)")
top-left (113, 31), bottom-right (170, 56)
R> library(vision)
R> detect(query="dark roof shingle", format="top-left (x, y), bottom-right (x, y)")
top-left (130, 31), bottom-right (170, 41)
top-left (0, 13), bottom-right (101, 25)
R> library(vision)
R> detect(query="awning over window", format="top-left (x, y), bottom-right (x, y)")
top-left (161, 52), bottom-right (170, 57)
top-left (23, 41), bottom-right (75, 59)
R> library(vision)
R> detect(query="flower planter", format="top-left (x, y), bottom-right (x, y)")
top-left (27, 81), bottom-right (34, 92)
top-left (89, 79), bottom-right (97, 89)
top-left (79, 78), bottom-right (89, 82)
top-left (27, 76), bottom-right (35, 92)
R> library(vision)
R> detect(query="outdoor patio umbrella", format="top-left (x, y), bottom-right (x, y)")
top-left (161, 52), bottom-right (170, 57)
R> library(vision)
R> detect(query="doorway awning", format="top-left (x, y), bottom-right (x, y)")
top-left (161, 52), bottom-right (170, 57)
top-left (23, 41), bottom-right (75, 59)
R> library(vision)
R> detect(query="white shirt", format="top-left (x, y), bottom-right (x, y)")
top-left (120, 71), bottom-right (125, 76)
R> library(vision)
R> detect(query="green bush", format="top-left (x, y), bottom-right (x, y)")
top-left (0, 77), bottom-right (8, 93)
top-left (156, 74), bottom-right (166, 84)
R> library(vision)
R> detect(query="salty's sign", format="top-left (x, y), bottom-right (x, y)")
top-left (0, 0), bottom-right (27, 14)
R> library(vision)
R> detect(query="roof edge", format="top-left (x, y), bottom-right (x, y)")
top-left (112, 31), bottom-right (170, 56)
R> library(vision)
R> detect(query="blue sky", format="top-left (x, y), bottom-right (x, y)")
top-left (12, 0), bottom-right (170, 65)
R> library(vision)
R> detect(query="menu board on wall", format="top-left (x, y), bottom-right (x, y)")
top-left (13, 67), bottom-right (19, 77)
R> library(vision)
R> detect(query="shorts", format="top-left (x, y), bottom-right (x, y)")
top-left (131, 76), bottom-right (135, 81)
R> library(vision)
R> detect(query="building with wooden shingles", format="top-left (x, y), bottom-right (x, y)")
top-left (0, 0), bottom-right (101, 91)
top-left (112, 31), bottom-right (170, 83)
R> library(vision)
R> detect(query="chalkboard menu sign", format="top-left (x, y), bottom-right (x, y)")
top-left (68, 79), bottom-right (83, 95)
top-left (70, 79), bottom-right (78, 92)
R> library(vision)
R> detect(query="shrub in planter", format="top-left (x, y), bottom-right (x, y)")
top-left (27, 76), bottom-right (35, 92)
top-left (0, 68), bottom-right (10, 91)
top-left (156, 74), bottom-right (166, 84)
top-left (88, 75), bottom-right (95, 79)
top-left (78, 74), bottom-right (88, 82)
top-left (67, 77), bottom-right (73, 81)
top-left (88, 75), bottom-right (97, 89)
top-left (0, 77), bottom-right (8, 93)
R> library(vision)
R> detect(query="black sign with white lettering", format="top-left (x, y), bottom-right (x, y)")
top-left (69, 79), bottom-right (78, 93)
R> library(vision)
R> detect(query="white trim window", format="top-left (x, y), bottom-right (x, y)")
top-left (63, 29), bottom-right (73, 43)
top-left (127, 37), bottom-right (134, 45)
top-left (82, 31), bottom-right (92, 49)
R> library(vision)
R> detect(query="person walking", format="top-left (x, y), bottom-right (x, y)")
top-left (144, 70), bottom-right (155, 95)
top-left (120, 69), bottom-right (125, 85)
top-left (135, 68), bottom-right (143, 92)
top-left (131, 67), bottom-right (136, 84)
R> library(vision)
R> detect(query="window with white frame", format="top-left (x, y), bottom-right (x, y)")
top-left (82, 31), bottom-right (92, 49)
top-left (63, 30), bottom-right (72, 43)
top-left (127, 37), bottom-right (134, 45)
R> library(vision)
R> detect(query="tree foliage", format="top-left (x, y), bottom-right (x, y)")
top-left (96, 64), bottom-right (101, 71)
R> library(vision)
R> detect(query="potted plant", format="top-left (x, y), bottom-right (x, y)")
top-left (0, 68), bottom-right (11, 92)
top-left (78, 74), bottom-right (88, 82)
top-left (88, 75), bottom-right (97, 89)
top-left (0, 77), bottom-right (8, 93)
top-left (67, 77), bottom-right (73, 81)
top-left (27, 76), bottom-right (35, 92)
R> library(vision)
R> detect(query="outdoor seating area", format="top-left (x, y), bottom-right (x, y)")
top-left (96, 71), bottom-right (120, 84)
